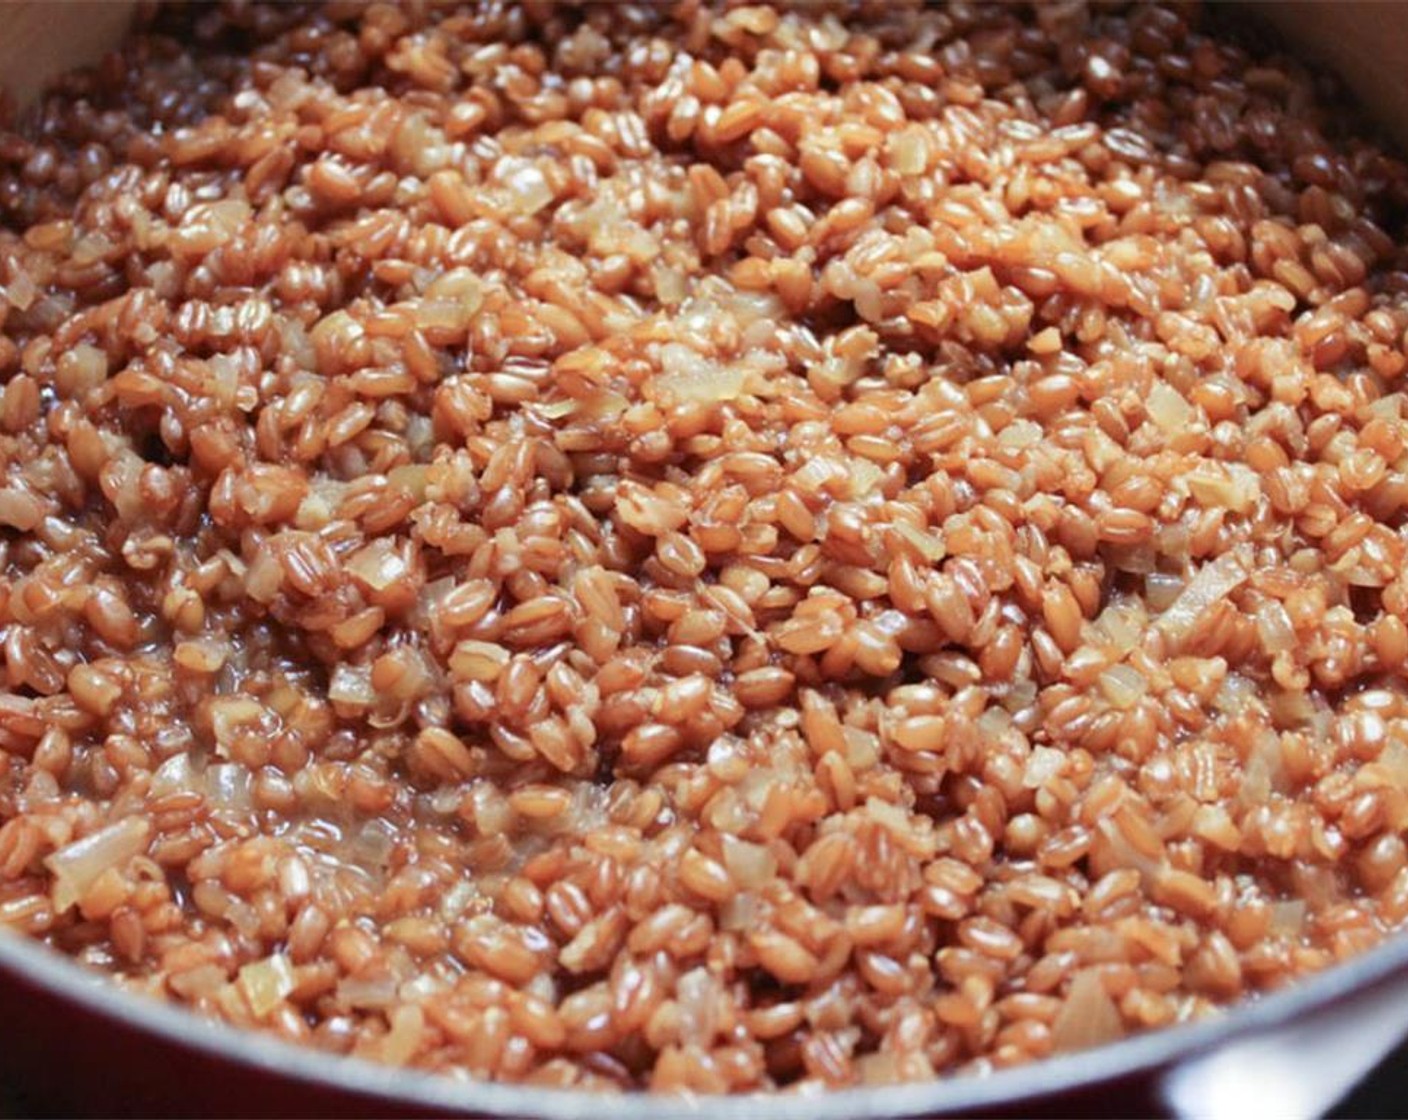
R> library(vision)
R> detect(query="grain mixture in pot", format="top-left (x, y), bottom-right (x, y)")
top-left (2, 0), bottom-right (1408, 1093)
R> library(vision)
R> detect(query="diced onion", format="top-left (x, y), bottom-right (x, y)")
top-left (1099, 664), bottom-right (1147, 709)
top-left (1214, 672), bottom-right (1258, 717)
top-left (1187, 464), bottom-right (1260, 513)
top-left (238, 953), bottom-right (295, 1018)
top-left (150, 752), bottom-right (199, 797)
top-left (722, 836), bottom-right (776, 889)
top-left (1109, 542), bottom-right (1156, 574)
top-left (652, 264), bottom-right (688, 305)
top-left (1095, 816), bottom-right (1163, 882)
top-left (865, 797), bottom-right (937, 857)
top-left (352, 819), bottom-right (398, 869)
top-left (210, 697), bottom-right (264, 754)
top-left (977, 705), bottom-right (1011, 738)
top-left (45, 817), bottom-right (151, 913)
top-left (1191, 804), bottom-right (1240, 850)
top-left (1095, 603), bottom-right (1145, 654)
top-left (1240, 731), bottom-right (1285, 803)
top-left (1024, 746), bottom-right (1066, 789)
top-left (387, 465), bottom-right (428, 502)
top-left (1270, 899), bottom-right (1307, 937)
top-left (1268, 687), bottom-right (1318, 729)
top-left (1144, 572), bottom-right (1185, 612)
top-left (997, 419), bottom-right (1042, 448)
top-left (849, 458), bottom-right (886, 498)
top-left (843, 727), bottom-right (881, 769)
top-left (1157, 548), bottom-right (1251, 646)
top-left (578, 388), bottom-right (629, 420)
top-left (5, 269), bottom-right (37, 311)
top-left (380, 1004), bottom-right (426, 1066)
top-left (892, 521), bottom-right (946, 562)
top-left (1381, 741), bottom-right (1408, 788)
top-left (657, 342), bottom-right (749, 404)
top-left (347, 539), bottom-right (410, 593)
top-left (1052, 969), bottom-right (1125, 1052)
top-left (1256, 600), bottom-right (1296, 654)
top-left (719, 891), bottom-right (760, 932)
top-left (208, 763), bottom-right (252, 811)
top-left (676, 967), bottom-right (720, 1048)
top-left (168, 963), bottom-right (227, 1000)
top-left (497, 159), bottom-right (554, 215)
top-left (336, 974), bottom-right (399, 1009)
top-left (439, 880), bottom-right (477, 922)
top-left (329, 664), bottom-right (374, 708)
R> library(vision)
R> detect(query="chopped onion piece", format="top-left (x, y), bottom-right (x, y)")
top-left (1108, 542), bottom-right (1156, 574)
top-left (653, 264), bottom-right (688, 305)
top-left (168, 963), bottom-right (227, 1001)
top-left (347, 539), bottom-right (410, 592)
top-left (1214, 672), bottom-right (1259, 717)
top-left (844, 726), bottom-right (880, 771)
top-left (865, 797), bottom-right (937, 857)
top-left (1240, 731), bottom-right (1285, 803)
top-left (892, 521), bottom-right (946, 562)
top-left (439, 880), bottom-right (478, 922)
top-left (1268, 689), bottom-right (1317, 732)
top-left (210, 697), bottom-right (264, 753)
top-left (579, 388), bottom-right (629, 420)
top-left (1382, 741), bottom-right (1408, 788)
top-left (1095, 603), bottom-right (1144, 654)
top-left (997, 419), bottom-right (1042, 448)
top-left (1191, 804), bottom-right (1240, 850)
top-left (1144, 573), bottom-right (1185, 612)
top-left (722, 835), bottom-right (776, 889)
top-left (5, 268), bottom-right (37, 311)
top-left (1096, 816), bottom-right (1164, 882)
top-left (496, 158), bottom-right (554, 215)
top-left (1024, 746), bottom-right (1066, 789)
top-left (1270, 899), bottom-right (1307, 937)
top-left (399, 973), bottom-right (446, 1002)
top-left (353, 819), bottom-right (399, 869)
top-left (720, 891), bottom-right (760, 932)
top-left (1157, 548), bottom-right (1251, 646)
top-left (46, 817), bottom-right (151, 913)
top-left (1099, 664), bottom-right (1147, 709)
top-left (238, 953), bottom-right (295, 1018)
top-left (208, 763), bottom-right (252, 811)
top-left (657, 343), bottom-right (749, 404)
top-left (337, 974), bottom-right (399, 1009)
top-left (387, 465), bottom-right (427, 502)
top-left (1256, 600), bottom-right (1296, 654)
top-left (677, 967), bottom-right (721, 1048)
top-left (150, 752), bottom-right (199, 797)
top-left (381, 1004), bottom-right (426, 1066)
top-left (849, 458), bottom-right (886, 499)
top-left (1052, 969), bottom-right (1125, 1052)
top-left (977, 705), bottom-right (1011, 738)
top-left (535, 398), bottom-right (578, 419)
top-left (329, 664), bottom-right (374, 708)
top-left (1188, 464), bottom-right (1260, 513)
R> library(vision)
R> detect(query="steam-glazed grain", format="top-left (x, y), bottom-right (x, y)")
top-left (3, 0), bottom-right (1408, 1097)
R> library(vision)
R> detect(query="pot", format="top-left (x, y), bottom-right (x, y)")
top-left (1, 4), bottom-right (1407, 1117)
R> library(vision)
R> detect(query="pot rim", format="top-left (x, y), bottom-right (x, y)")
top-left (3, 919), bottom-right (1407, 1118)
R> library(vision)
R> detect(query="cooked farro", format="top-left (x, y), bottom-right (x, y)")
top-left (1, 0), bottom-right (1408, 1094)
